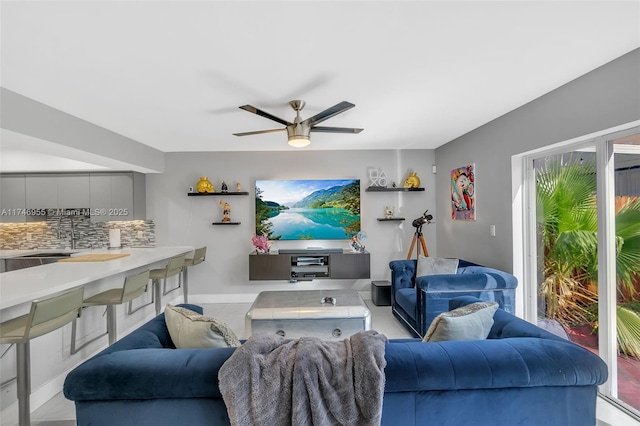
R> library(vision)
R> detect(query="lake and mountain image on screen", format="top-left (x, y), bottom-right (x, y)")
top-left (255, 179), bottom-right (361, 240)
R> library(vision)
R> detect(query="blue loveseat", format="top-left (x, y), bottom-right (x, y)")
top-left (64, 298), bottom-right (606, 426)
top-left (390, 259), bottom-right (518, 337)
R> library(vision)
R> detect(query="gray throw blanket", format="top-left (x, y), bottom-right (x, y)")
top-left (218, 330), bottom-right (387, 426)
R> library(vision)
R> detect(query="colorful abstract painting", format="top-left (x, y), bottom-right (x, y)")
top-left (451, 164), bottom-right (476, 220)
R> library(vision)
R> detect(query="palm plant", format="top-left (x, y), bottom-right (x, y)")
top-left (536, 154), bottom-right (640, 357)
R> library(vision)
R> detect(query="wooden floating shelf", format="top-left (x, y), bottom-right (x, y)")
top-left (377, 218), bottom-right (406, 221)
top-left (188, 192), bottom-right (249, 196)
top-left (212, 222), bottom-right (241, 225)
top-left (365, 187), bottom-right (424, 192)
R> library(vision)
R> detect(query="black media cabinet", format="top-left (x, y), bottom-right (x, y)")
top-left (249, 250), bottom-right (370, 281)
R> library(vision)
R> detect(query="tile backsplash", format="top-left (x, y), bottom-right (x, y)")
top-left (0, 217), bottom-right (156, 250)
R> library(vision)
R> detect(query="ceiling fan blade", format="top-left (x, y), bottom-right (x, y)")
top-left (239, 105), bottom-right (292, 126)
top-left (311, 126), bottom-right (364, 134)
top-left (233, 128), bottom-right (286, 137)
top-left (303, 101), bottom-right (355, 126)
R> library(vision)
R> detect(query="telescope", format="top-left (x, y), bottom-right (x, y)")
top-left (412, 210), bottom-right (433, 228)
top-left (407, 210), bottom-right (433, 259)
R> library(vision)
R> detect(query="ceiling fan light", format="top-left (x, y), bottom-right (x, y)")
top-left (288, 135), bottom-right (310, 148)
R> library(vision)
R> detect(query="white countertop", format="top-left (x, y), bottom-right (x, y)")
top-left (0, 246), bottom-right (193, 310)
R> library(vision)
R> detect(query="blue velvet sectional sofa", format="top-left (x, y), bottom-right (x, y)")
top-left (390, 259), bottom-right (518, 337)
top-left (64, 298), bottom-right (607, 426)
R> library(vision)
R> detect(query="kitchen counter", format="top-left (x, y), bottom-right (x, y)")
top-left (0, 246), bottom-right (194, 422)
top-left (0, 246), bottom-right (193, 311)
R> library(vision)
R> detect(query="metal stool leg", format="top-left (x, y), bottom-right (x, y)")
top-left (106, 305), bottom-right (117, 345)
top-left (154, 278), bottom-right (162, 315)
top-left (16, 341), bottom-right (30, 426)
top-left (70, 318), bottom-right (78, 354)
top-left (183, 267), bottom-right (189, 304)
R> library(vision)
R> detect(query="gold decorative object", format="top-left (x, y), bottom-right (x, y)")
top-left (403, 171), bottom-right (421, 188)
top-left (219, 200), bottom-right (231, 222)
top-left (236, 182), bottom-right (242, 192)
top-left (196, 177), bottom-right (215, 193)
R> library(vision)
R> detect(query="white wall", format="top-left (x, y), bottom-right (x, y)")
top-left (434, 48), bottom-right (640, 273)
top-left (0, 89), bottom-right (165, 173)
top-left (146, 149), bottom-right (436, 301)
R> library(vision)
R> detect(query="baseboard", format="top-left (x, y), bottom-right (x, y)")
top-left (180, 290), bottom-right (372, 305)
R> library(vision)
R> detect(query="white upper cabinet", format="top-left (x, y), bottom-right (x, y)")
top-left (25, 174), bottom-right (59, 209)
top-left (0, 172), bottom-right (146, 223)
top-left (58, 174), bottom-right (91, 207)
top-left (0, 175), bottom-right (27, 222)
top-left (90, 172), bottom-right (145, 222)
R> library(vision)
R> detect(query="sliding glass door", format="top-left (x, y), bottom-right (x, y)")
top-left (525, 126), bottom-right (640, 416)
top-left (610, 132), bottom-right (640, 411)
top-left (534, 149), bottom-right (599, 354)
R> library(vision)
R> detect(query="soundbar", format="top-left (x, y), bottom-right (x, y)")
top-left (279, 248), bottom-right (343, 254)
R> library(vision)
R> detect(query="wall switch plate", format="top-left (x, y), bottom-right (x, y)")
top-left (489, 225), bottom-right (496, 237)
top-left (26, 233), bottom-right (32, 240)
top-left (137, 231), bottom-right (144, 238)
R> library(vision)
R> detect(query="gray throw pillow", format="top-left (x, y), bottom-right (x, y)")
top-left (422, 301), bottom-right (498, 342)
top-left (165, 304), bottom-right (241, 348)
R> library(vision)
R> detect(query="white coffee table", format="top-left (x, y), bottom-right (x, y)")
top-left (245, 290), bottom-right (371, 340)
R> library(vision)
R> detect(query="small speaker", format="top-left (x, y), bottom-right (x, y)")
top-left (371, 281), bottom-right (391, 306)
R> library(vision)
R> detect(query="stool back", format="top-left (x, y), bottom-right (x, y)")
top-left (161, 254), bottom-right (186, 279)
top-left (28, 287), bottom-right (84, 340)
top-left (122, 269), bottom-right (151, 303)
top-left (189, 246), bottom-right (207, 266)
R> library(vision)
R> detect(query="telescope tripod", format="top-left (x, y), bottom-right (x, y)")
top-left (406, 225), bottom-right (429, 260)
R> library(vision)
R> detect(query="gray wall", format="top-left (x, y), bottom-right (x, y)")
top-left (146, 149), bottom-right (435, 300)
top-left (435, 49), bottom-right (640, 272)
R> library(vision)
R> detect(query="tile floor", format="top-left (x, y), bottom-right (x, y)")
top-left (21, 300), bottom-right (640, 426)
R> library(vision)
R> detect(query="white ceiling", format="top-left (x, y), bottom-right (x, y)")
top-left (1, 1), bottom-right (639, 169)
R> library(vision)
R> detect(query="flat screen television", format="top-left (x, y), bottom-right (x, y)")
top-left (255, 179), bottom-right (360, 240)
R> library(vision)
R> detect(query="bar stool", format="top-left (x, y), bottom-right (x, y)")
top-left (0, 287), bottom-right (84, 426)
top-left (70, 269), bottom-right (151, 354)
top-left (181, 246), bottom-right (207, 303)
top-left (150, 254), bottom-right (186, 315)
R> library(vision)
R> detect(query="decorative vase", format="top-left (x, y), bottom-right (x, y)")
top-left (197, 177), bottom-right (215, 193)
top-left (403, 172), bottom-right (421, 188)
top-left (255, 248), bottom-right (270, 254)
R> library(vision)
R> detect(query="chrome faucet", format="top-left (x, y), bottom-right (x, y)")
top-left (70, 216), bottom-right (77, 249)
top-left (57, 215), bottom-right (79, 249)
top-left (57, 215), bottom-right (64, 239)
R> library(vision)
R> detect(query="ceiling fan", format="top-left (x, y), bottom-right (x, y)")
top-left (233, 100), bottom-right (363, 147)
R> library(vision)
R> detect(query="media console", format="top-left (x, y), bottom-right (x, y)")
top-left (249, 249), bottom-right (370, 281)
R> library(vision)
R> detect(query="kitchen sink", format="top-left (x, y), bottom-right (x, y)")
top-left (16, 252), bottom-right (76, 258)
top-left (4, 252), bottom-right (77, 272)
